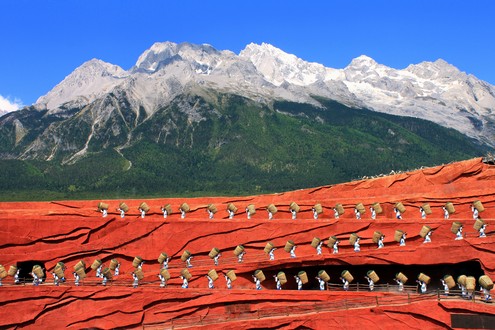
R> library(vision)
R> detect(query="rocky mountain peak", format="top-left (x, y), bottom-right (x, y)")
top-left (346, 55), bottom-right (379, 69)
top-left (22, 41), bottom-right (495, 148)
top-left (36, 58), bottom-right (128, 111)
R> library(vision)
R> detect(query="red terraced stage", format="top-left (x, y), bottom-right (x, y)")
top-left (0, 157), bottom-right (494, 328)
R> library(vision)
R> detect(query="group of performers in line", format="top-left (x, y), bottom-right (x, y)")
top-left (99, 202), bottom-right (484, 221)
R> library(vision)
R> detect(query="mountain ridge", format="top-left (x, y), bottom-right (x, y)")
top-left (24, 41), bottom-right (495, 148)
top-left (0, 41), bottom-right (493, 199)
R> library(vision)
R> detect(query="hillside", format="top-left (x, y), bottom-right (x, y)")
top-left (0, 94), bottom-right (488, 201)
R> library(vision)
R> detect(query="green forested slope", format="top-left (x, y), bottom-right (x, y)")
top-left (0, 93), bottom-right (488, 201)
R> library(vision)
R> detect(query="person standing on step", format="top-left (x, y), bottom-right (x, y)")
top-left (419, 206), bottom-right (427, 219)
top-left (274, 275), bottom-right (282, 290)
top-left (423, 231), bottom-right (432, 244)
top-left (73, 272), bottom-right (80, 286)
top-left (180, 275), bottom-right (189, 289)
top-left (213, 253), bottom-right (221, 266)
top-left (354, 237), bottom-right (361, 252)
top-left (114, 262), bottom-right (121, 276)
top-left (186, 255), bottom-right (193, 268)
top-left (96, 264), bottom-right (103, 278)
top-left (289, 245), bottom-right (297, 258)
top-left (245, 207), bottom-right (252, 220)
top-left (481, 286), bottom-right (492, 302)
top-left (400, 232), bottom-right (407, 247)
top-left (225, 274), bottom-right (232, 290)
top-left (101, 274), bottom-right (108, 286)
top-left (365, 276), bottom-right (374, 291)
top-left (312, 207), bottom-right (319, 220)
top-left (471, 205), bottom-right (479, 220)
top-left (416, 280), bottom-right (427, 294)
top-left (237, 250), bottom-right (246, 263)
top-left (14, 268), bottom-right (20, 284)
top-left (340, 277), bottom-right (349, 291)
top-left (370, 207), bottom-right (376, 220)
top-left (394, 278), bottom-right (404, 292)
top-left (316, 241), bottom-right (324, 255)
top-left (139, 207), bottom-right (146, 219)
top-left (458, 282), bottom-right (467, 298)
top-left (52, 272), bottom-right (60, 286)
top-left (158, 273), bottom-right (167, 288)
top-left (394, 207), bottom-right (402, 220)
top-left (479, 224), bottom-right (487, 238)
top-left (206, 275), bottom-right (214, 289)
top-left (295, 275), bottom-right (303, 291)
top-left (440, 278), bottom-right (449, 296)
top-left (252, 275), bottom-right (262, 290)
top-left (354, 208), bottom-right (361, 220)
top-left (269, 247), bottom-right (277, 261)
top-left (161, 257), bottom-right (170, 270)
top-left (161, 206), bottom-right (169, 219)
top-left (333, 239), bottom-right (340, 254)
top-left (377, 235), bottom-right (385, 249)
top-left (117, 207), bottom-right (125, 218)
top-left (442, 206), bottom-right (449, 220)
top-left (316, 276), bottom-right (326, 291)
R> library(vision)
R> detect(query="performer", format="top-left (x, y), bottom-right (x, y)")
top-left (333, 240), bottom-right (339, 254)
top-left (180, 275), bottom-right (189, 289)
top-left (268, 247), bottom-right (277, 261)
top-left (479, 224), bottom-right (487, 238)
top-left (340, 277), bottom-right (349, 291)
top-left (365, 276), bottom-right (374, 291)
top-left (158, 274), bottom-right (167, 288)
top-left (419, 206), bottom-right (427, 219)
top-left (316, 276), bottom-right (326, 291)
top-left (252, 275), bottom-right (262, 290)
top-left (213, 253), bottom-right (221, 266)
top-left (423, 231), bottom-right (432, 243)
top-left (225, 274), bottom-right (232, 290)
top-left (377, 235), bottom-right (385, 249)
top-left (394, 278), bottom-right (404, 292)
top-left (206, 275), bottom-right (214, 289)
top-left (416, 280), bottom-right (427, 294)
top-left (394, 207), bottom-right (402, 220)
top-left (455, 226), bottom-right (464, 240)
top-left (274, 275), bottom-right (282, 290)
top-left (289, 245), bottom-right (297, 258)
top-left (316, 241), bottom-right (324, 255)
top-left (442, 206), bottom-right (449, 219)
top-left (237, 250), bottom-right (246, 263)
top-left (294, 275), bottom-right (303, 291)
top-left (354, 237), bottom-right (361, 252)
top-left (471, 205), bottom-right (479, 220)
top-left (370, 207), bottom-right (376, 220)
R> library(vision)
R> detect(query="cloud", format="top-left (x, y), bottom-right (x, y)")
top-left (0, 94), bottom-right (23, 113)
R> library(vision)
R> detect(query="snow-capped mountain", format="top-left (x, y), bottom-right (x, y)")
top-left (25, 41), bottom-right (495, 149)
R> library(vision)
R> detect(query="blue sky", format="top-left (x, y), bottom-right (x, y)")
top-left (1, 0), bottom-right (494, 110)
